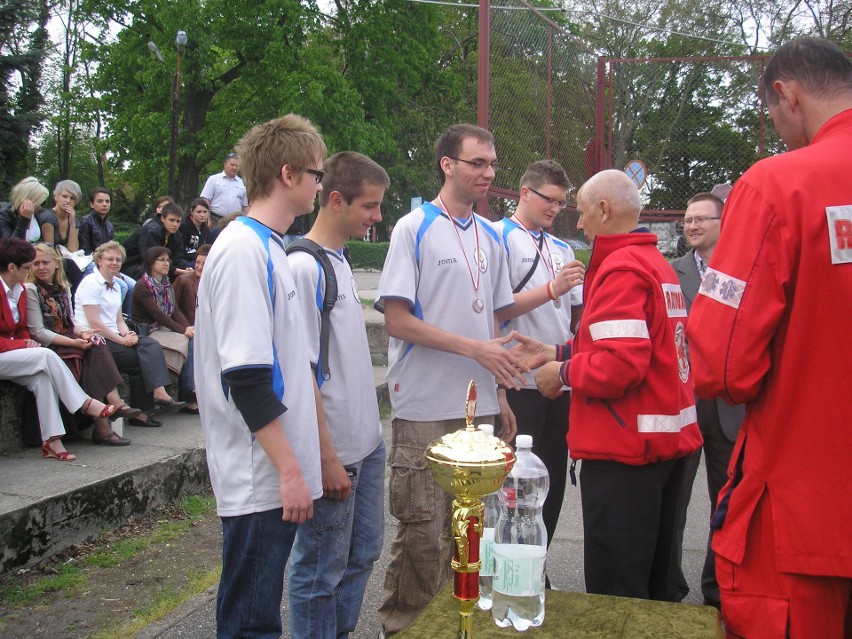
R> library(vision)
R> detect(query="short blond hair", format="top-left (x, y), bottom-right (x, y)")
top-left (10, 177), bottom-right (49, 211)
top-left (93, 240), bottom-right (126, 264)
top-left (236, 114), bottom-right (327, 203)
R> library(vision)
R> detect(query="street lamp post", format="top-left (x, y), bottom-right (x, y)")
top-left (169, 31), bottom-right (188, 199)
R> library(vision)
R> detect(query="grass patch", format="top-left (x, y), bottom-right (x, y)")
top-left (0, 563), bottom-right (86, 606)
top-left (88, 566), bottom-right (221, 639)
top-left (0, 494), bottom-right (218, 608)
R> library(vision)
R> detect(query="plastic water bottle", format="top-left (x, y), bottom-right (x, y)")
top-left (492, 434), bottom-right (550, 631)
top-left (477, 424), bottom-right (500, 610)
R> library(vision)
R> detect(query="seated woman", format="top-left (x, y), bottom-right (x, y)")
top-left (132, 247), bottom-right (197, 413)
top-left (0, 177), bottom-right (47, 242)
top-left (74, 241), bottom-right (185, 428)
top-left (39, 180), bottom-right (86, 290)
top-left (26, 244), bottom-right (138, 445)
top-left (0, 238), bottom-right (116, 461)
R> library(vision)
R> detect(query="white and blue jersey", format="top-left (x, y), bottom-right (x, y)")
top-left (195, 217), bottom-right (322, 517)
top-left (376, 202), bottom-right (514, 421)
top-left (289, 246), bottom-right (383, 466)
top-left (493, 217), bottom-right (583, 389)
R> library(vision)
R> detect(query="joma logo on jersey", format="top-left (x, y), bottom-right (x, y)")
top-left (437, 258), bottom-right (458, 266)
top-left (287, 289), bottom-right (296, 300)
top-left (826, 205), bottom-right (852, 264)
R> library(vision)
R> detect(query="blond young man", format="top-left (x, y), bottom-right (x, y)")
top-left (194, 114), bottom-right (326, 638)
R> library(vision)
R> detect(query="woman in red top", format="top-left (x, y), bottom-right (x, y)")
top-left (0, 238), bottom-right (116, 461)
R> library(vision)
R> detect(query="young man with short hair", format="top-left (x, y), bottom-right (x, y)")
top-left (122, 203), bottom-right (192, 280)
top-left (286, 151), bottom-right (390, 639)
top-left (194, 113), bottom-right (327, 639)
top-left (375, 123), bottom-right (528, 635)
top-left (493, 160), bottom-right (585, 561)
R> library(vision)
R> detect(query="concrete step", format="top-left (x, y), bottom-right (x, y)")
top-left (0, 370), bottom-right (390, 576)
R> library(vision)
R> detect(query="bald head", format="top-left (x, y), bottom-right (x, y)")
top-left (576, 170), bottom-right (641, 242)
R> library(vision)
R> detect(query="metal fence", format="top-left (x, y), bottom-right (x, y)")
top-left (477, 2), bottom-right (776, 243)
top-left (479, 0), bottom-right (597, 242)
top-left (600, 54), bottom-right (775, 221)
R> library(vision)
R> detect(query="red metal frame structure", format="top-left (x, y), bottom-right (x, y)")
top-left (476, 0), bottom-right (595, 225)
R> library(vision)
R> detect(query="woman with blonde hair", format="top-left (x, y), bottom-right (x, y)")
top-left (0, 177), bottom-right (48, 242)
top-left (26, 243), bottom-right (137, 445)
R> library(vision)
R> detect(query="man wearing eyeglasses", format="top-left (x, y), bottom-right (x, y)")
top-left (687, 38), bottom-right (852, 638)
top-left (492, 160), bottom-right (585, 567)
top-left (670, 192), bottom-right (744, 609)
top-left (375, 123), bottom-right (528, 636)
top-left (199, 151), bottom-right (250, 224)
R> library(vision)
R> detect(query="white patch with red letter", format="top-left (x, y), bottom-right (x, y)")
top-left (826, 206), bottom-right (852, 264)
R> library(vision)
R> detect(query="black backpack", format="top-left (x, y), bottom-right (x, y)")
top-left (285, 239), bottom-right (352, 381)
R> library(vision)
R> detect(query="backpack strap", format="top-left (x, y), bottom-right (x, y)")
top-left (286, 238), bottom-right (337, 381)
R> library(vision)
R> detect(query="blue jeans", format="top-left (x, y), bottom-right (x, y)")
top-left (288, 441), bottom-right (386, 639)
top-left (217, 508), bottom-right (299, 639)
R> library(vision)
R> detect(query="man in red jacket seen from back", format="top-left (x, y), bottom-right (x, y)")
top-left (687, 37), bottom-right (852, 638)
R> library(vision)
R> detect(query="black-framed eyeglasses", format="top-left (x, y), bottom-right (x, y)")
top-left (304, 168), bottom-right (324, 184)
top-left (447, 156), bottom-right (501, 172)
top-left (155, 257), bottom-right (172, 263)
top-left (528, 187), bottom-right (568, 210)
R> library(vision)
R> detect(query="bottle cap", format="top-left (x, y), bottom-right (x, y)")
top-left (516, 434), bottom-right (533, 449)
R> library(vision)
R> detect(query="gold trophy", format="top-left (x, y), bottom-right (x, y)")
top-left (425, 381), bottom-right (516, 639)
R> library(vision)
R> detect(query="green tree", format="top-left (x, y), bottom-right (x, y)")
top-left (0, 0), bottom-right (49, 191)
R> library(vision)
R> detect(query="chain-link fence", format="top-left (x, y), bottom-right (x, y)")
top-left (482, 0), bottom-right (597, 243)
top-left (478, 5), bottom-right (776, 249)
top-left (603, 55), bottom-right (776, 220)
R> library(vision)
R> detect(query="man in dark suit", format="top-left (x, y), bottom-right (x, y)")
top-left (671, 192), bottom-right (745, 608)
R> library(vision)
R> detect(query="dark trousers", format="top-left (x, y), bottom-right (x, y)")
top-left (506, 388), bottom-right (570, 548)
top-left (674, 398), bottom-right (735, 606)
top-left (580, 457), bottom-right (688, 602)
top-left (106, 337), bottom-right (172, 411)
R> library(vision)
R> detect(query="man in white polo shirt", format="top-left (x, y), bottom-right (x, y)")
top-left (194, 114), bottom-right (326, 638)
top-left (493, 160), bottom-right (585, 568)
top-left (199, 152), bottom-right (250, 223)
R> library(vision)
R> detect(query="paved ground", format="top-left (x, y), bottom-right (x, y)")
top-left (0, 268), bottom-right (716, 637)
top-left (138, 422), bottom-right (713, 638)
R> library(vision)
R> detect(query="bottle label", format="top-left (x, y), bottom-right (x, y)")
top-left (492, 544), bottom-right (546, 596)
top-left (480, 528), bottom-right (495, 576)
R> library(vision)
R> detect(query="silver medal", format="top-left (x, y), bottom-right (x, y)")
top-left (473, 297), bottom-right (485, 313)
